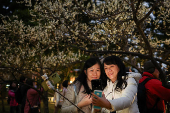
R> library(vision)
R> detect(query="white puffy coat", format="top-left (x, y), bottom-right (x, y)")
top-left (101, 72), bottom-right (141, 113)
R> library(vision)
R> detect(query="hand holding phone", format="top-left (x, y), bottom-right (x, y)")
top-left (92, 91), bottom-right (112, 110)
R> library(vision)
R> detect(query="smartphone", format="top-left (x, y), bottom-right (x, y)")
top-left (49, 72), bottom-right (61, 85)
top-left (91, 79), bottom-right (103, 92)
top-left (93, 90), bottom-right (102, 109)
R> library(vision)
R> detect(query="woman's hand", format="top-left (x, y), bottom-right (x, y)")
top-left (92, 92), bottom-right (112, 109)
top-left (77, 94), bottom-right (92, 108)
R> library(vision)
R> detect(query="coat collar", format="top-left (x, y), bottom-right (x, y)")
top-left (142, 72), bottom-right (156, 78)
top-left (107, 79), bottom-right (118, 87)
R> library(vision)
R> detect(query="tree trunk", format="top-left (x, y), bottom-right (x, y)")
top-left (135, 23), bottom-right (169, 88)
top-left (39, 54), bottom-right (49, 113)
top-left (43, 91), bottom-right (49, 113)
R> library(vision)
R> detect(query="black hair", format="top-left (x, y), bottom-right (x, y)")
top-left (9, 81), bottom-right (18, 90)
top-left (73, 57), bottom-right (103, 94)
top-left (20, 76), bottom-right (26, 83)
top-left (26, 79), bottom-right (33, 89)
top-left (62, 80), bottom-right (68, 88)
top-left (103, 55), bottom-right (127, 91)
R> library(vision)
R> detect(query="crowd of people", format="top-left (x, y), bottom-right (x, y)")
top-left (7, 55), bottom-right (170, 113)
top-left (8, 76), bottom-right (42, 113)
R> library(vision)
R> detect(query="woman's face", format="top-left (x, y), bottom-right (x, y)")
top-left (104, 63), bottom-right (120, 82)
top-left (85, 63), bottom-right (101, 81)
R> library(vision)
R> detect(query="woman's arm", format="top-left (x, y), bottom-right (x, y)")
top-left (92, 78), bottom-right (138, 112)
top-left (61, 85), bottom-right (92, 113)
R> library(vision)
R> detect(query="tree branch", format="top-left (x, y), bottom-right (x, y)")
top-left (135, 0), bottom-right (141, 16)
top-left (122, 58), bottom-right (142, 73)
top-left (139, 0), bottom-right (161, 23)
top-left (68, 44), bottom-right (170, 65)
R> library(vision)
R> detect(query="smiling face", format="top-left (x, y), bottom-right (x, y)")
top-left (104, 63), bottom-right (120, 83)
top-left (85, 63), bottom-right (101, 81)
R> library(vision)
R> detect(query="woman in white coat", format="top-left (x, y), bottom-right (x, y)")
top-left (92, 55), bottom-right (141, 113)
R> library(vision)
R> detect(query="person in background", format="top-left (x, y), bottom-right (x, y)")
top-left (139, 60), bottom-right (170, 113)
top-left (125, 67), bottom-right (133, 76)
top-left (125, 67), bottom-right (132, 73)
top-left (92, 55), bottom-right (141, 113)
top-left (24, 79), bottom-right (43, 113)
top-left (62, 80), bottom-right (68, 99)
top-left (8, 81), bottom-right (19, 113)
top-left (54, 80), bottom-right (69, 113)
top-left (61, 57), bottom-right (103, 113)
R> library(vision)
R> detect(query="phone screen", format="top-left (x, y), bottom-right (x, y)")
top-left (93, 90), bottom-right (102, 109)
top-left (91, 79), bottom-right (103, 92)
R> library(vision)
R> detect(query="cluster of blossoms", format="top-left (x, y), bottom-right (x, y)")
top-left (0, 0), bottom-right (170, 72)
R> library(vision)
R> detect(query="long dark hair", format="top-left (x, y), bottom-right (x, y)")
top-left (103, 55), bottom-right (127, 91)
top-left (73, 57), bottom-right (103, 94)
